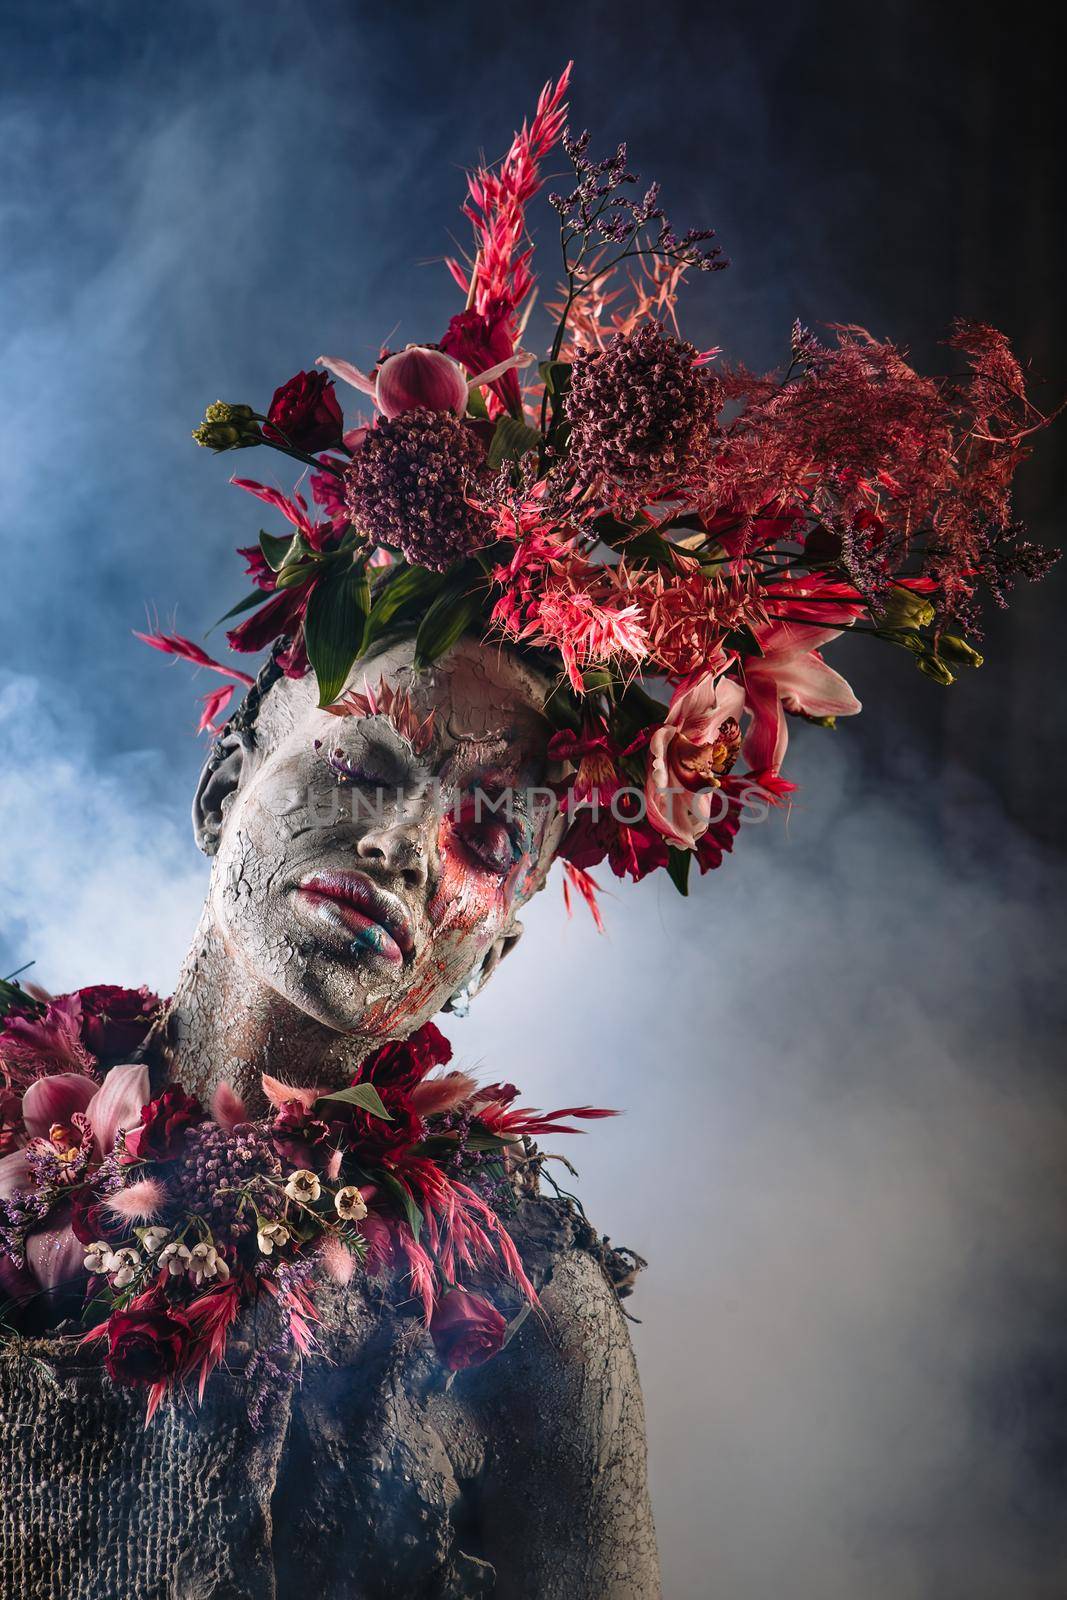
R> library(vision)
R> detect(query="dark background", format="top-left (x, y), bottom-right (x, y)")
top-left (1, 4), bottom-right (1064, 1595)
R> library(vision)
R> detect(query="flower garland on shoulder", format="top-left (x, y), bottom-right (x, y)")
top-left (0, 978), bottom-right (611, 1421)
top-left (139, 64), bottom-right (1059, 920)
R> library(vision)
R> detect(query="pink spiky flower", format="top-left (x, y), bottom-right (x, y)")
top-left (325, 674), bottom-right (436, 755)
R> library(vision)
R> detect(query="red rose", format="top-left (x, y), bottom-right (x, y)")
top-left (104, 1297), bottom-right (190, 1386)
top-left (76, 985), bottom-right (161, 1063)
top-left (125, 1085), bottom-right (204, 1162)
top-left (429, 1288), bottom-right (507, 1371)
top-left (70, 1185), bottom-right (128, 1247)
top-left (349, 1086), bottom-right (424, 1162)
top-left (264, 370), bottom-right (343, 455)
top-left (361, 1022), bottom-right (452, 1094)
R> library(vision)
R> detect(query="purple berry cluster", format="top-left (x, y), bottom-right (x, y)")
top-left (563, 325), bottom-right (722, 514)
top-left (344, 408), bottom-right (493, 571)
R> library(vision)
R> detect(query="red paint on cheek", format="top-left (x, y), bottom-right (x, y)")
top-left (429, 821), bottom-right (512, 935)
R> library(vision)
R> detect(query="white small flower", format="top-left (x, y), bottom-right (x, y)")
top-left (333, 1184), bottom-right (368, 1223)
top-left (141, 1227), bottom-right (171, 1255)
top-left (257, 1221), bottom-right (290, 1256)
top-left (284, 1170), bottom-right (322, 1204)
top-left (83, 1240), bottom-right (114, 1275)
top-left (159, 1241), bottom-right (192, 1277)
top-left (108, 1246), bottom-right (142, 1289)
top-left (187, 1241), bottom-right (223, 1287)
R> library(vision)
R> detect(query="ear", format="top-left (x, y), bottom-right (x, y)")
top-left (192, 732), bottom-right (252, 856)
top-left (442, 920), bottom-right (524, 1013)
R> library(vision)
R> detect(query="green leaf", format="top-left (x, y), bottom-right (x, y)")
top-left (464, 1129), bottom-right (510, 1152)
top-left (667, 846), bottom-right (692, 897)
top-left (376, 1170), bottom-right (423, 1242)
top-left (0, 976), bottom-right (43, 1021)
top-left (315, 1082), bottom-right (393, 1120)
top-left (413, 563), bottom-right (487, 669)
top-left (304, 560), bottom-right (371, 708)
top-left (366, 564), bottom-right (444, 645)
top-left (211, 588), bottom-right (273, 630)
top-left (259, 529), bottom-right (295, 571)
top-left (538, 359), bottom-right (572, 398)
top-left (466, 385), bottom-right (490, 420)
top-left (486, 416), bottom-right (542, 471)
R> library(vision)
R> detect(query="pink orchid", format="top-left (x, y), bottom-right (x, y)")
top-left (646, 673), bottom-right (747, 848)
top-left (0, 1063), bottom-right (150, 1291)
top-left (741, 620), bottom-right (861, 776)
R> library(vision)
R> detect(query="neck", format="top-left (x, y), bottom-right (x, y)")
top-left (155, 907), bottom-right (372, 1117)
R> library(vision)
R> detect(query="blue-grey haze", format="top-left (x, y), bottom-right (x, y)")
top-left (1, 4), bottom-right (1064, 1595)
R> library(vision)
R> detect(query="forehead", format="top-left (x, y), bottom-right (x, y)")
top-left (259, 635), bottom-right (552, 771)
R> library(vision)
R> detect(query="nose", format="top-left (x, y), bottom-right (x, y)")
top-left (355, 814), bottom-right (431, 890)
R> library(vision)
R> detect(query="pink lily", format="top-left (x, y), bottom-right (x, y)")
top-left (741, 620), bottom-right (861, 775)
top-left (0, 1063), bottom-right (150, 1291)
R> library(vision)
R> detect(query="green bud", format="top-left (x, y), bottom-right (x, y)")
top-left (935, 634), bottom-right (984, 669)
top-left (799, 713), bottom-right (837, 729)
top-left (877, 585), bottom-right (936, 632)
top-left (916, 654), bottom-right (956, 687)
top-left (878, 627), bottom-right (926, 656)
top-left (193, 400), bottom-right (262, 451)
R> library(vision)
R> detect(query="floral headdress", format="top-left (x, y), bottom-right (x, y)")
top-left (143, 62), bottom-right (1058, 908)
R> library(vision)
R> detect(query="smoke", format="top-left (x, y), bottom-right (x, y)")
top-left (0, 669), bottom-right (205, 991)
top-left (456, 727), bottom-right (1067, 1598)
top-left (1, 5), bottom-right (1064, 1596)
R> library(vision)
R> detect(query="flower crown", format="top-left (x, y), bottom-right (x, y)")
top-left (143, 63), bottom-right (1059, 907)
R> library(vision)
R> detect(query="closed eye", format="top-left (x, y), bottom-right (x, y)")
top-left (449, 794), bottom-right (529, 875)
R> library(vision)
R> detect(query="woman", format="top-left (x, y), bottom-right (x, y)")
top-left (0, 65), bottom-right (1056, 1599)
top-left (1, 627), bottom-right (657, 1599)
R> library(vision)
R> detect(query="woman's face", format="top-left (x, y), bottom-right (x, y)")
top-left (197, 637), bottom-right (565, 1038)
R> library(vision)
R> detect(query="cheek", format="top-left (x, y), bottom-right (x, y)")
top-left (428, 821), bottom-right (530, 937)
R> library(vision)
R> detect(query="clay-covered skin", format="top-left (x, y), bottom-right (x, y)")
top-left (173, 636), bottom-right (567, 1111)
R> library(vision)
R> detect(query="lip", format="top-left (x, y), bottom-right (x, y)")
top-left (295, 870), bottom-right (416, 965)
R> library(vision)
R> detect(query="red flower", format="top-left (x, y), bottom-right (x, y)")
top-left (264, 370), bottom-right (343, 455)
top-left (440, 297), bottom-right (522, 415)
top-left (271, 1100), bottom-right (339, 1172)
top-left (125, 1085), bottom-right (204, 1162)
top-left (357, 1215), bottom-right (396, 1276)
top-left (360, 1022), bottom-right (452, 1094)
top-left (349, 1087), bottom-right (424, 1162)
top-left (560, 795), bottom-right (669, 883)
top-left (429, 1288), bottom-right (507, 1371)
top-left (75, 985), bottom-right (161, 1063)
top-left (70, 1184), bottom-right (128, 1247)
top-left (104, 1297), bottom-right (191, 1386)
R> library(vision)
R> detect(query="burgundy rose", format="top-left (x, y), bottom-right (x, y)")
top-left (360, 1022), bottom-right (452, 1094)
top-left (349, 1086), bottom-right (424, 1162)
top-left (264, 370), bottom-right (343, 455)
top-left (125, 1085), bottom-right (204, 1162)
top-left (70, 1185), bottom-right (128, 1247)
top-left (104, 1297), bottom-right (190, 1386)
top-left (76, 985), bottom-right (161, 1062)
top-left (429, 1288), bottom-right (507, 1371)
